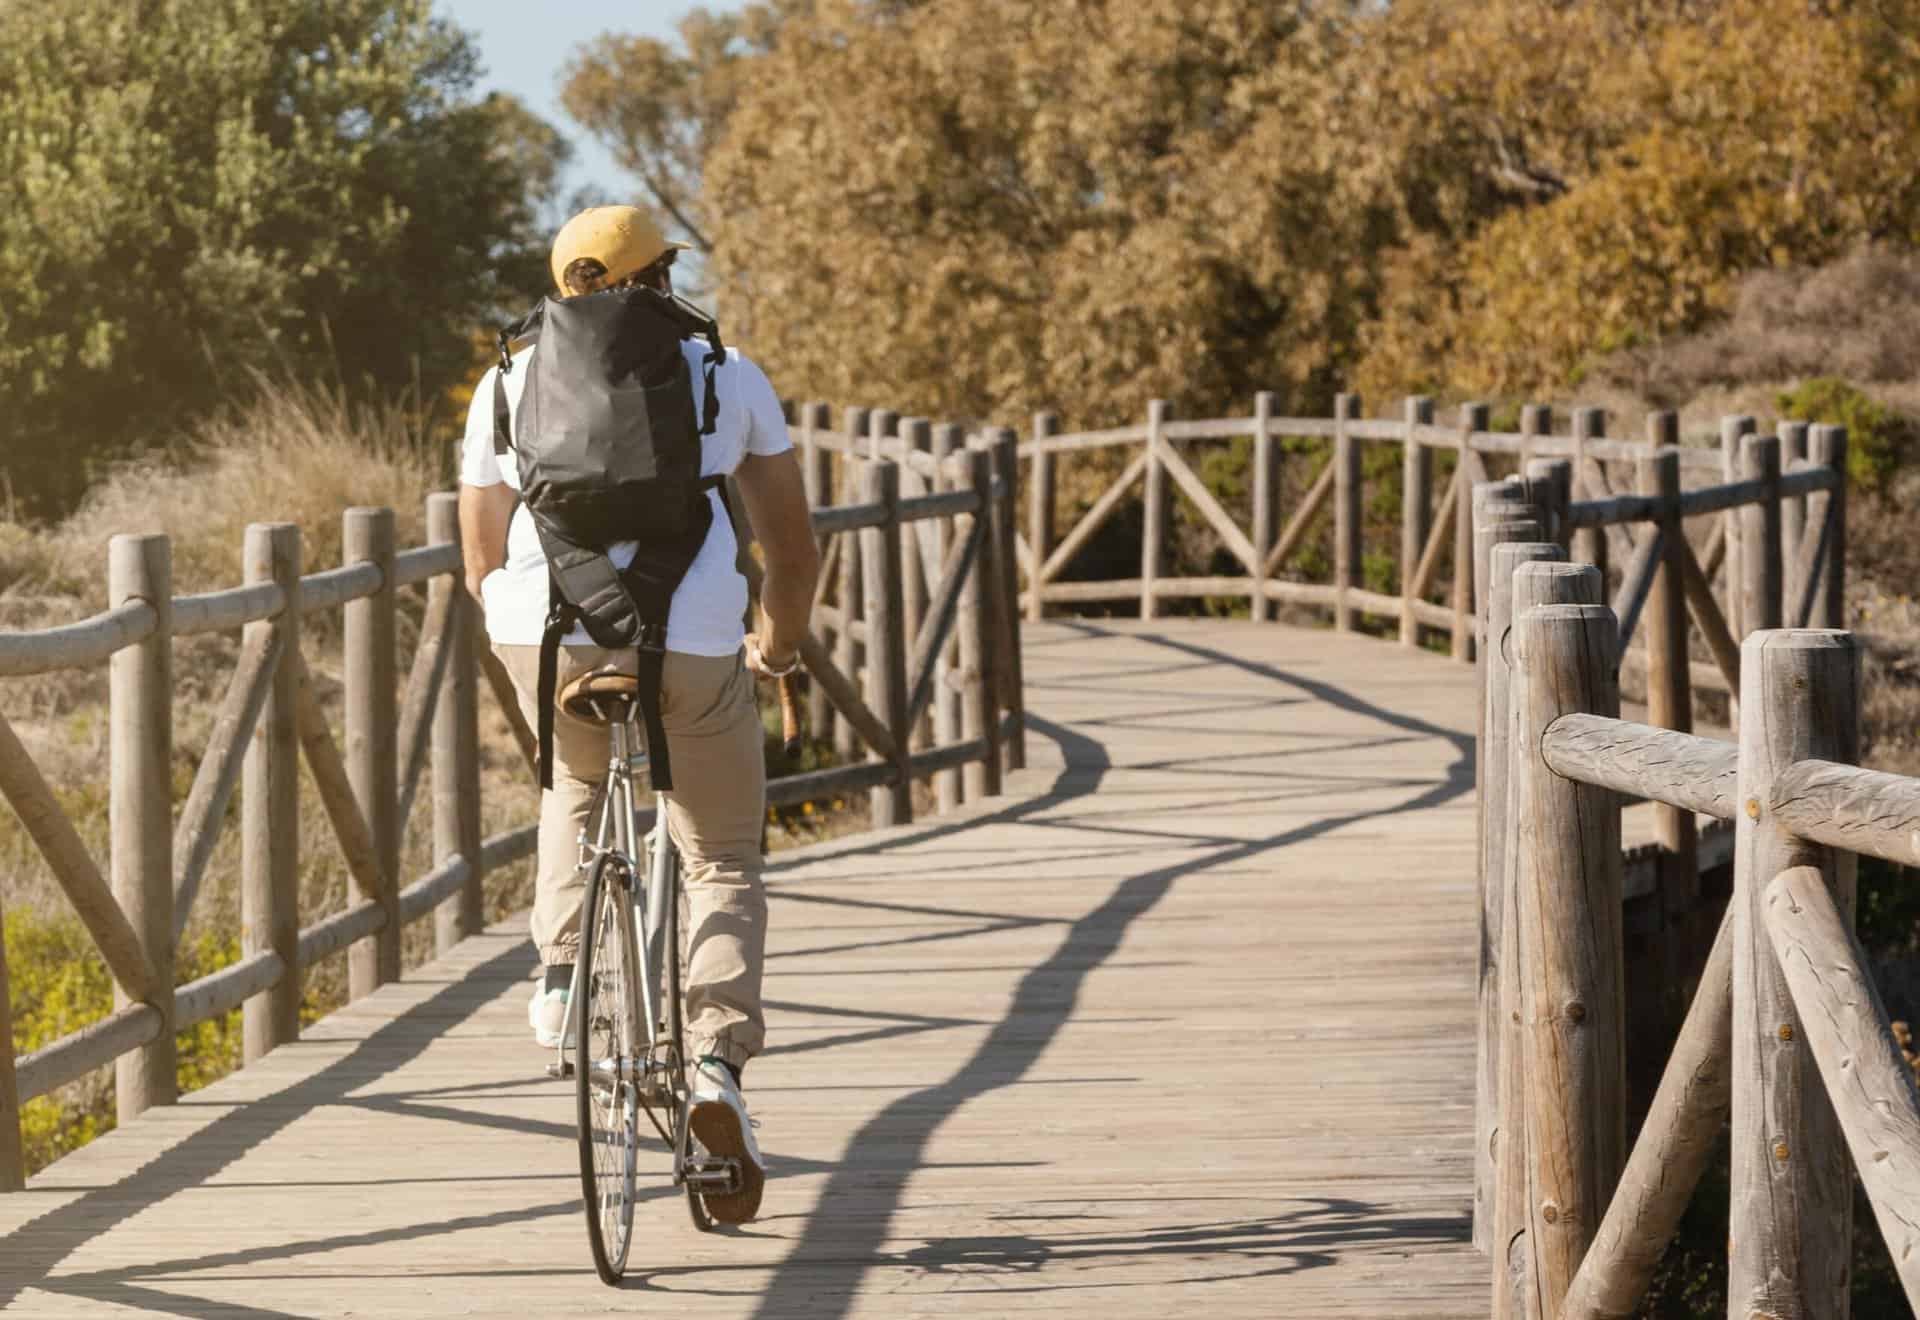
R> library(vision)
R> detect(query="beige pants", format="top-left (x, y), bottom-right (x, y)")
top-left (494, 643), bottom-right (767, 1069)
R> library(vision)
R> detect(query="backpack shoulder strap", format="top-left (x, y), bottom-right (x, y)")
top-left (492, 303), bottom-right (545, 456)
top-left (492, 367), bottom-right (513, 457)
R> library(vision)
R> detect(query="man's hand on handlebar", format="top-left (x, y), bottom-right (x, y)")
top-left (745, 633), bottom-right (801, 680)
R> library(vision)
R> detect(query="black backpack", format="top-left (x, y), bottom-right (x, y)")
top-left (492, 283), bottom-right (727, 791)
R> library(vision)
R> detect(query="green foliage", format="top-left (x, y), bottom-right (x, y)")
top-left (6, 907), bottom-right (248, 1174)
top-left (1775, 378), bottom-right (1911, 494)
top-left (0, 0), bottom-right (562, 515)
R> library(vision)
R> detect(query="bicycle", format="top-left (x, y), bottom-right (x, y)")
top-left (546, 666), bottom-right (800, 1284)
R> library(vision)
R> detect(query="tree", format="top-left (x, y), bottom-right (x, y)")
top-left (702, 0), bottom-right (1421, 430)
top-left (559, 2), bottom-right (804, 261)
top-left (1354, 0), bottom-right (1920, 401)
top-left (0, 0), bottom-right (561, 515)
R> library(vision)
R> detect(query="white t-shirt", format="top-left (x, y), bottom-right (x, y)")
top-left (459, 339), bottom-right (791, 653)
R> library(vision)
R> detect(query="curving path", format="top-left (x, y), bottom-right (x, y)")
top-left (0, 620), bottom-right (1484, 1318)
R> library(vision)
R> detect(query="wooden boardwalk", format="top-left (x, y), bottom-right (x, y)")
top-left (1, 620), bottom-right (1486, 1318)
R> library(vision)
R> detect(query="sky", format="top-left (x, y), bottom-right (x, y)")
top-left (443, 0), bottom-right (743, 206)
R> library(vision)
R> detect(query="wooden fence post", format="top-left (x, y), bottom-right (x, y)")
top-left (803, 403), bottom-right (834, 740)
top-left (835, 407), bottom-right (870, 762)
top-left (960, 446), bottom-right (1002, 799)
top-left (1453, 403), bottom-right (1490, 662)
top-left (1572, 408), bottom-right (1610, 586)
top-left (1489, 549), bottom-right (1586, 1318)
top-left (1401, 396), bottom-right (1435, 646)
top-left (1334, 393), bottom-right (1362, 632)
top-left (1778, 420), bottom-right (1809, 606)
top-left (1524, 457), bottom-right (1572, 551)
top-left (110, 533), bottom-right (176, 1118)
top-left (868, 407), bottom-right (898, 460)
top-left (1141, 400), bottom-right (1169, 620)
top-left (1472, 491), bottom-right (1544, 1255)
top-left (1512, 600), bottom-right (1626, 1315)
top-left (1252, 391), bottom-right (1280, 624)
top-left (1029, 411), bottom-right (1057, 622)
top-left (1740, 432), bottom-right (1783, 635)
top-left (1729, 628), bottom-right (1859, 1319)
top-left (429, 493), bottom-right (483, 951)
top-left (990, 428), bottom-right (1026, 773)
top-left (1721, 415), bottom-right (1757, 638)
top-left (1519, 403), bottom-right (1550, 476)
top-left (242, 522), bottom-right (301, 1062)
top-left (344, 506), bottom-right (399, 998)
top-left (1638, 436), bottom-right (1698, 1032)
top-left (933, 422), bottom-right (964, 812)
top-left (1810, 425), bottom-right (1848, 630)
top-left (901, 417), bottom-right (933, 754)
top-left (862, 461), bottom-right (910, 828)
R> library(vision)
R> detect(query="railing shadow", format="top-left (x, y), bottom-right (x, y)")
top-left (743, 624), bottom-right (1474, 1318)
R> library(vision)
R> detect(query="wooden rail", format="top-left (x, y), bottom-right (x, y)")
top-left (0, 435), bottom-right (1028, 1189)
top-left (1470, 493), bottom-right (1920, 1320)
top-left (903, 387), bottom-right (1877, 1314)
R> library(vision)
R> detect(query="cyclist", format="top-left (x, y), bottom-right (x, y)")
top-left (456, 205), bottom-right (818, 1222)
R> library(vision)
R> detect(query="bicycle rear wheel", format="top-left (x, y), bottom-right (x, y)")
top-left (576, 852), bottom-right (640, 1283)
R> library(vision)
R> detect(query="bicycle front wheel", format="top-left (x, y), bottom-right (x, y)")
top-left (576, 852), bottom-right (640, 1283)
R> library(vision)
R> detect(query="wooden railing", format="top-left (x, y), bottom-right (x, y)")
top-left (0, 443), bottom-right (1026, 1189)
top-left (977, 390), bottom-right (1880, 1311)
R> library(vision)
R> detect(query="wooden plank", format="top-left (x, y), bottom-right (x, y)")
top-left (173, 620), bottom-right (283, 936)
top-left (1511, 601), bottom-right (1625, 1313)
top-left (904, 516), bottom-right (983, 731)
top-left (11, 1003), bottom-right (162, 1103)
top-left (959, 447), bottom-right (1001, 800)
top-left (175, 950), bottom-right (285, 1032)
top-left (172, 582), bottom-right (285, 636)
top-left (0, 708), bottom-right (159, 1002)
top-left (1540, 715), bottom-right (1737, 820)
top-left (1729, 630), bottom-right (1858, 1318)
top-left (1402, 397), bottom-right (1435, 646)
top-left (392, 587), bottom-right (456, 838)
top-left (428, 494), bottom-right (484, 948)
top-left (343, 508), bottom-right (400, 998)
top-left (1334, 395), bottom-right (1362, 632)
top-left (1765, 866), bottom-right (1920, 1312)
top-left (291, 652), bottom-right (393, 908)
top-left (860, 461), bottom-right (910, 828)
top-left (109, 534), bottom-right (175, 1119)
top-left (0, 600), bottom-right (155, 677)
top-left (1609, 526), bottom-right (1664, 661)
top-left (1771, 759), bottom-right (1920, 867)
top-left (1262, 457), bottom-right (1336, 578)
top-left (1141, 401), bottom-right (1169, 620)
top-left (240, 523), bottom-right (302, 1063)
top-left (1563, 909), bottom-right (1734, 1320)
top-left (1155, 432), bottom-right (1261, 575)
top-left (1488, 550), bottom-right (1580, 1320)
top-left (1, 619), bottom-right (1492, 1315)
top-left (1678, 537), bottom-right (1740, 693)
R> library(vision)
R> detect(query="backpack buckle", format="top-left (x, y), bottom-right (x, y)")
top-left (637, 622), bottom-right (668, 654)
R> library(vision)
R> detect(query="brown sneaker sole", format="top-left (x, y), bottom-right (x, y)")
top-left (689, 1099), bottom-right (764, 1223)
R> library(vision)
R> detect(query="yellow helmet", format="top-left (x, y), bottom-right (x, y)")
top-left (548, 206), bottom-right (690, 294)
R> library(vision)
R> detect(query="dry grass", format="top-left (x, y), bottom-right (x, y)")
top-left (1597, 244), bottom-right (1920, 406)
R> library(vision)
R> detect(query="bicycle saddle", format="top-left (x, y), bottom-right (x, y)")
top-left (558, 670), bottom-right (640, 726)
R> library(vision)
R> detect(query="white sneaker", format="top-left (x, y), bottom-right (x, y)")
top-left (528, 984), bottom-right (572, 1048)
top-left (687, 1058), bottom-right (765, 1222)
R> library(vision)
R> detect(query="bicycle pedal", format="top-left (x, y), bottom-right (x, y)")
top-left (683, 1157), bottom-right (741, 1192)
top-left (545, 1059), bottom-right (574, 1080)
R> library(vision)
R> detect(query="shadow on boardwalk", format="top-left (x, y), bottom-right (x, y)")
top-left (0, 623), bottom-right (1478, 1316)
top-left (730, 628), bottom-right (1475, 1317)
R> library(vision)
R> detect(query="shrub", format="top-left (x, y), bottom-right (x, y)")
top-left (1774, 377), bottom-right (1910, 493)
